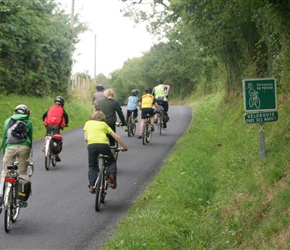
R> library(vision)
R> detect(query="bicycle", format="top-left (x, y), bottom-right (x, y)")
top-left (44, 134), bottom-right (62, 171)
top-left (142, 114), bottom-right (153, 145)
top-left (1, 159), bottom-right (34, 233)
top-left (157, 106), bottom-right (165, 135)
top-left (127, 111), bottom-right (136, 137)
top-left (94, 148), bottom-right (126, 212)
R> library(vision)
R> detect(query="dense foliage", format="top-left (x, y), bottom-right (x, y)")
top-left (0, 0), bottom-right (87, 96)
top-left (110, 0), bottom-right (290, 101)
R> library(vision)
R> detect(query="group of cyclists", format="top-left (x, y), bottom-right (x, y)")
top-left (0, 79), bottom-right (170, 210)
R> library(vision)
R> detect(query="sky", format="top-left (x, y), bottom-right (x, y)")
top-left (57, 0), bottom-right (155, 77)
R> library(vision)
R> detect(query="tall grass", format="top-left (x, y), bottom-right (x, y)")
top-left (102, 91), bottom-right (290, 249)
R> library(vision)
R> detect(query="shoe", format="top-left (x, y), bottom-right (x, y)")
top-left (150, 125), bottom-right (154, 131)
top-left (124, 126), bottom-right (128, 132)
top-left (89, 186), bottom-right (96, 194)
top-left (109, 175), bottom-right (117, 189)
top-left (134, 118), bottom-right (138, 123)
top-left (19, 201), bottom-right (27, 208)
top-left (55, 155), bottom-right (61, 162)
top-left (137, 134), bottom-right (142, 139)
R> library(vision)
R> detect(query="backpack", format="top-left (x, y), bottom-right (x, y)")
top-left (6, 118), bottom-right (27, 143)
top-left (18, 175), bottom-right (31, 201)
top-left (44, 105), bottom-right (65, 129)
top-left (51, 134), bottom-right (63, 154)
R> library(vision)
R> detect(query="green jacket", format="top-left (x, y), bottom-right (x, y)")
top-left (1, 114), bottom-right (33, 155)
top-left (99, 98), bottom-right (126, 126)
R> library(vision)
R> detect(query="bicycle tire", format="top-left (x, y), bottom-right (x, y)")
top-left (146, 126), bottom-right (152, 143)
top-left (45, 138), bottom-right (51, 171)
top-left (51, 154), bottom-right (56, 167)
top-left (158, 114), bottom-right (163, 135)
top-left (10, 184), bottom-right (20, 223)
top-left (127, 116), bottom-right (132, 137)
top-left (142, 122), bottom-right (147, 145)
top-left (4, 188), bottom-right (12, 233)
top-left (95, 158), bottom-right (104, 212)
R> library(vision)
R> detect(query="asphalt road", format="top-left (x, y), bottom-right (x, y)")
top-left (0, 105), bottom-right (192, 249)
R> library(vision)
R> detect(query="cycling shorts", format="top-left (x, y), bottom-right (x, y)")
top-left (141, 108), bottom-right (155, 119)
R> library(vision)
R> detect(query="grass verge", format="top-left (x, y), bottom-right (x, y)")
top-left (102, 91), bottom-right (290, 249)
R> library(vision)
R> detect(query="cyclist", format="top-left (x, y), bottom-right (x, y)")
top-left (83, 111), bottom-right (128, 192)
top-left (152, 79), bottom-right (170, 128)
top-left (42, 96), bottom-right (69, 162)
top-left (125, 89), bottom-right (139, 132)
top-left (99, 89), bottom-right (126, 152)
top-left (137, 87), bottom-right (159, 139)
top-left (92, 84), bottom-right (105, 111)
top-left (0, 104), bottom-right (33, 207)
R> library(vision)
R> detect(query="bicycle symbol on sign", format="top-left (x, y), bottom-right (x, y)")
top-left (248, 82), bottom-right (261, 109)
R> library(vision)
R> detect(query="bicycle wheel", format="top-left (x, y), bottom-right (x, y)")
top-left (127, 117), bottom-right (132, 137)
top-left (101, 175), bottom-right (109, 204)
top-left (10, 184), bottom-right (20, 223)
top-left (51, 154), bottom-right (56, 167)
top-left (142, 122), bottom-right (147, 145)
top-left (131, 119), bottom-right (136, 136)
top-left (158, 115), bottom-right (163, 135)
top-left (4, 188), bottom-right (12, 233)
top-left (45, 138), bottom-right (51, 170)
top-left (95, 158), bottom-right (104, 212)
top-left (146, 124), bottom-right (153, 143)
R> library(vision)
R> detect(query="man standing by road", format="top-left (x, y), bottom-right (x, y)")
top-left (92, 84), bottom-right (105, 111)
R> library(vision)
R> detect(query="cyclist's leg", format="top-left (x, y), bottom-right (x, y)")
top-left (149, 109), bottom-right (155, 131)
top-left (107, 122), bottom-right (117, 153)
top-left (17, 146), bottom-right (30, 175)
top-left (133, 108), bottom-right (138, 122)
top-left (51, 126), bottom-right (61, 161)
top-left (100, 145), bottom-right (117, 189)
top-left (87, 144), bottom-right (100, 192)
top-left (160, 101), bottom-right (169, 128)
top-left (138, 109), bottom-right (146, 138)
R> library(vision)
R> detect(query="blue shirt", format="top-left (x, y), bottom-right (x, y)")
top-left (127, 96), bottom-right (140, 110)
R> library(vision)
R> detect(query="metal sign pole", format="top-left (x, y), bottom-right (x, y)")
top-left (259, 123), bottom-right (266, 162)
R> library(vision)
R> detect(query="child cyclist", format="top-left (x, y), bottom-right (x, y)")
top-left (83, 111), bottom-right (127, 193)
top-left (137, 87), bottom-right (159, 139)
top-left (125, 89), bottom-right (140, 132)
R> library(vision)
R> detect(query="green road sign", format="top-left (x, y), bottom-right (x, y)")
top-left (244, 111), bottom-right (278, 124)
top-left (243, 78), bottom-right (277, 112)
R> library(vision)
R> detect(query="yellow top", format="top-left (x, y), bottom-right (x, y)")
top-left (83, 120), bottom-right (113, 145)
top-left (141, 94), bottom-right (155, 108)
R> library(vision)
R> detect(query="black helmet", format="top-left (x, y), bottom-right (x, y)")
top-left (96, 84), bottom-right (104, 91)
top-left (131, 89), bottom-right (138, 96)
top-left (14, 104), bottom-right (30, 116)
top-left (54, 96), bottom-right (65, 106)
top-left (157, 79), bottom-right (163, 85)
top-left (145, 87), bottom-right (152, 94)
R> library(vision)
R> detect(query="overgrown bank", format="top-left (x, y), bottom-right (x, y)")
top-left (102, 92), bottom-right (290, 249)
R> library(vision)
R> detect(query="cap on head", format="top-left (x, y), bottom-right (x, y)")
top-left (14, 104), bottom-right (30, 116)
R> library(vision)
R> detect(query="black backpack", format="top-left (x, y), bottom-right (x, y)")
top-left (6, 118), bottom-right (27, 143)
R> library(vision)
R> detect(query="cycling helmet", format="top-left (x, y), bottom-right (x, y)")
top-left (157, 79), bottom-right (163, 85)
top-left (96, 84), bottom-right (104, 91)
top-left (54, 96), bottom-right (65, 106)
top-left (14, 104), bottom-right (30, 116)
top-left (131, 89), bottom-right (138, 96)
top-left (145, 87), bottom-right (152, 94)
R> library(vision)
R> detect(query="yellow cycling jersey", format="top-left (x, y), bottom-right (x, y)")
top-left (141, 94), bottom-right (154, 108)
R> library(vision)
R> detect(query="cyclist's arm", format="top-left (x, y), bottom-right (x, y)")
top-left (164, 85), bottom-right (170, 96)
top-left (63, 110), bottom-right (69, 125)
top-left (83, 131), bottom-right (88, 143)
top-left (42, 111), bottom-right (48, 121)
top-left (110, 131), bottom-right (127, 151)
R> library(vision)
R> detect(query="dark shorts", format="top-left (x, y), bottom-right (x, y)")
top-left (141, 108), bottom-right (155, 119)
top-left (45, 125), bottom-right (60, 136)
